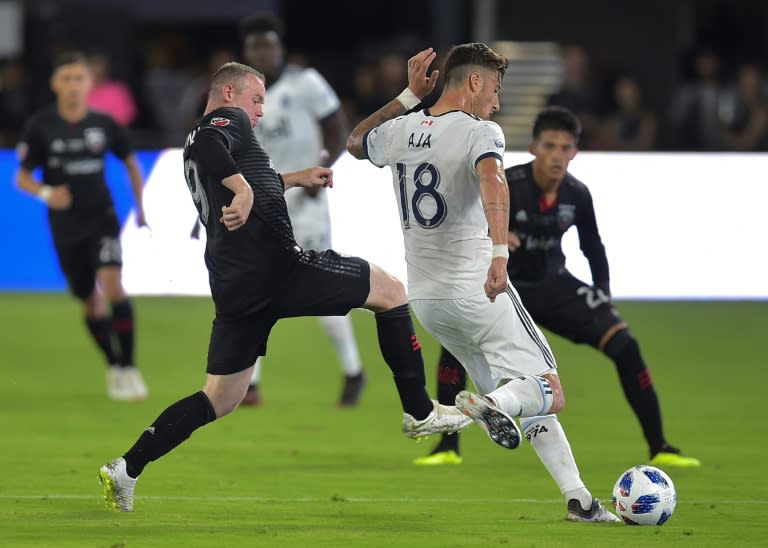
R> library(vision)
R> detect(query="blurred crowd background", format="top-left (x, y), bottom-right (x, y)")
top-left (0, 0), bottom-right (766, 152)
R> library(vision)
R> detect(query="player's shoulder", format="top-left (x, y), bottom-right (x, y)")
top-left (24, 104), bottom-right (59, 129)
top-left (201, 107), bottom-right (250, 130)
top-left (562, 171), bottom-right (591, 195)
top-left (86, 109), bottom-right (120, 126)
top-left (281, 65), bottom-right (325, 85)
top-left (505, 161), bottom-right (533, 184)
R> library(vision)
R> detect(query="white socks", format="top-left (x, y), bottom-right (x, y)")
top-left (249, 357), bottom-right (263, 384)
top-left (319, 315), bottom-right (363, 376)
top-left (487, 375), bottom-right (554, 417)
top-left (249, 315), bottom-right (362, 385)
top-left (522, 415), bottom-right (592, 507)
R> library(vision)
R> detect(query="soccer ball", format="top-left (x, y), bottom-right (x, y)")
top-left (612, 465), bottom-right (677, 525)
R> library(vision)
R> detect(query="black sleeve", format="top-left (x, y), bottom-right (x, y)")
top-left (576, 188), bottom-right (611, 295)
top-left (190, 128), bottom-right (240, 181)
top-left (17, 117), bottom-right (45, 171)
top-left (107, 116), bottom-right (133, 159)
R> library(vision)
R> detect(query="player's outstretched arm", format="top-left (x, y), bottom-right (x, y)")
top-left (280, 167), bottom-right (333, 191)
top-left (346, 48), bottom-right (439, 159)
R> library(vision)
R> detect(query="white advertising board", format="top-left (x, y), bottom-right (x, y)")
top-left (122, 151), bottom-right (768, 300)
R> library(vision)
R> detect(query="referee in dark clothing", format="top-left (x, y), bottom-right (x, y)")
top-left (416, 106), bottom-right (701, 469)
top-left (98, 62), bottom-right (470, 512)
top-left (15, 51), bottom-right (148, 402)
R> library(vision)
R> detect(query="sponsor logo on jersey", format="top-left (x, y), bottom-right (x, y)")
top-left (557, 204), bottom-right (576, 229)
top-left (494, 138), bottom-right (504, 149)
top-left (51, 139), bottom-right (66, 153)
top-left (515, 210), bottom-right (528, 223)
top-left (211, 117), bottom-right (230, 127)
top-left (84, 128), bottom-right (106, 153)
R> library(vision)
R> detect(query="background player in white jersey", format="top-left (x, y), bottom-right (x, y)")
top-left (347, 43), bottom-right (619, 522)
top-left (239, 14), bottom-right (365, 407)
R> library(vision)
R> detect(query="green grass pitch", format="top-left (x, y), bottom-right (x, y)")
top-left (1, 293), bottom-right (766, 547)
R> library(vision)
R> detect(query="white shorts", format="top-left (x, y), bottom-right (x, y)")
top-left (410, 283), bottom-right (557, 394)
top-left (285, 187), bottom-right (332, 251)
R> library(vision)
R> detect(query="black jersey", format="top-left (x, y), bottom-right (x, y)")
top-left (183, 107), bottom-right (300, 307)
top-left (17, 105), bottom-right (132, 245)
top-left (506, 161), bottom-right (610, 295)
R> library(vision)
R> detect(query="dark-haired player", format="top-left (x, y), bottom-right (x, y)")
top-left (348, 45), bottom-right (619, 523)
top-left (238, 13), bottom-right (365, 407)
top-left (98, 62), bottom-right (469, 512)
top-left (15, 51), bottom-right (148, 401)
top-left (416, 106), bottom-right (701, 468)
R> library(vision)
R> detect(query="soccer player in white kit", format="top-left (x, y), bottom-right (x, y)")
top-left (347, 43), bottom-right (619, 523)
top-left (239, 14), bottom-right (365, 407)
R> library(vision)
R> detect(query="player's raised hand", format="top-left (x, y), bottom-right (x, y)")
top-left (407, 48), bottom-right (439, 99)
top-left (484, 259), bottom-right (508, 302)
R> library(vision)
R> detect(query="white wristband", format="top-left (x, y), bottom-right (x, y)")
top-left (492, 243), bottom-right (509, 259)
top-left (396, 87), bottom-right (421, 110)
top-left (37, 185), bottom-right (53, 203)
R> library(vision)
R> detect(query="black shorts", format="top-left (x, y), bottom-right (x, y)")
top-left (53, 214), bottom-right (122, 300)
top-left (206, 249), bottom-right (371, 375)
top-left (513, 271), bottom-right (624, 348)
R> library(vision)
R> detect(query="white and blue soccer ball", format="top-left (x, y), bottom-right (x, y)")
top-left (612, 465), bottom-right (677, 525)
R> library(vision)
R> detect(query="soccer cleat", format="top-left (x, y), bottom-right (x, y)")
top-left (650, 451), bottom-right (701, 468)
top-left (98, 458), bottom-right (137, 512)
top-left (240, 383), bottom-right (261, 407)
top-left (106, 366), bottom-right (130, 401)
top-left (566, 498), bottom-right (621, 523)
top-left (122, 367), bottom-right (148, 401)
top-left (402, 400), bottom-right (473, 440)
top-left (455, 390), bottom-right (521, 450)
top-left (338, 371), bottom-right (366, 407)
top-left (412, 449), bottom-right (463, 466)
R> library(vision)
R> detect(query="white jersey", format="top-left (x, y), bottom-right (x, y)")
top-left (253, 65), bottom-right (341, 249)
top-left (365, 110), bottom-right (506, 299)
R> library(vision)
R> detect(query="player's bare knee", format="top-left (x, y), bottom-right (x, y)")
top-left (543, 373), bottom-right (566, 413)
top-left (364, 263), bottom-right (407, 312)
top-left (203, 376), bottom-right (252, 419)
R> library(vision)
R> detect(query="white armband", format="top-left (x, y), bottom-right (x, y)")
top-left (396, 87), bottom-right (421, 110)
top-left (492, 244), bottom-right (509, 259)
top-left (37, 185), bottom-right (53, 203)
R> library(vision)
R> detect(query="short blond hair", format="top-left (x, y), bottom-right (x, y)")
top-left (209, 61), bottom-right (265, 98)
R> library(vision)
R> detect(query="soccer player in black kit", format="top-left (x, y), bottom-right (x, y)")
top-left (98, 62), bottom-right (470, 511)
top-left (415, 106), bottom-right (700, 468)
top-left (15, 52), bottom-right (148, 402)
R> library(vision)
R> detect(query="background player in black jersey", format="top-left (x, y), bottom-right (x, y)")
top-left (15, 51), bottom-right (148, 402)
top-left (98, 62), bottom-right (470, 512)
top-left (415, 106), bottom-right (700, 469)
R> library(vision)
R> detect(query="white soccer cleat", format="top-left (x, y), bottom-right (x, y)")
top-left (122, 366), bottom-right (148, 401)
top-left (402, 400), bottom-right (473, 440)
top-left (106, 366), bottom-right (130, 401)
top-left (455, 390), bottom-right (522, 450)
top-left (98, 457), bottom-right (137, 512)
top-left (566, 498), bottom-right (621, 523)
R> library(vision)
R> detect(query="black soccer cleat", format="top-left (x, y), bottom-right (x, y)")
top-left (338, 372), bottom-right (366, 407)
top-left (455, 391), bottom-right (521, 450)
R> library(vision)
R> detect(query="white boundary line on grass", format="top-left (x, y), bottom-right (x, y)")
top-left (3, 495), bottom-right (768, 504)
